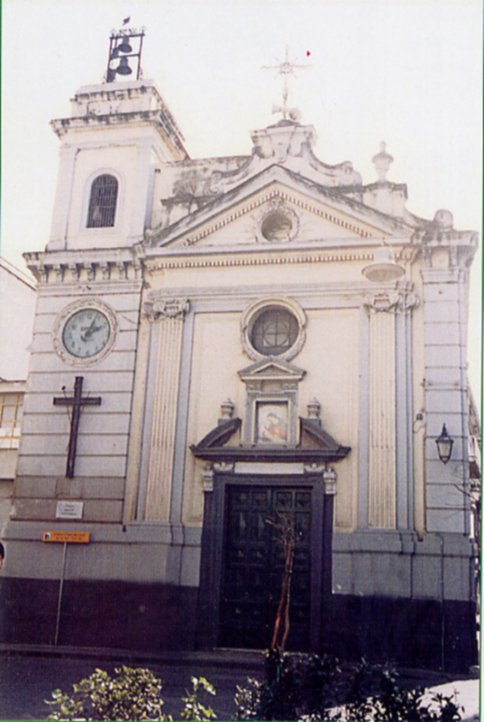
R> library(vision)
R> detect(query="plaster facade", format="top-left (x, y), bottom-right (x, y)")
top-left (0, 52), bottom-right (478, 671)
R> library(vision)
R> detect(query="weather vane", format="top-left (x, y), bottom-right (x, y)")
top-left (262, 45), bottom-right (311, 121)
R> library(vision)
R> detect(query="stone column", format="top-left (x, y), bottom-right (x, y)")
top-left (364, 289), bottom-right (418, 529)
top-left (143, 298), bottom-right (190, 521)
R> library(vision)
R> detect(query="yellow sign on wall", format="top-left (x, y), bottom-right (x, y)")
top-left (41, 531), bottom-right (90, 544)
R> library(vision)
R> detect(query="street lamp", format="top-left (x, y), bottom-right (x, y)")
top-left (435, 423), bottom-right (454, 464)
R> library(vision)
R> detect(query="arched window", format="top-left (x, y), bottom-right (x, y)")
top-left (87, 174), bottom-right (118, 228)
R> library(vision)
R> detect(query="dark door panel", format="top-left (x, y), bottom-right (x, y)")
top-left (219, 484), bottom-right (311, 650)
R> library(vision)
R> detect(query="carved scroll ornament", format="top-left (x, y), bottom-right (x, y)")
top-left (363, 289), bottom-right (419, 314)
top-left (144, 297), bottom-right (190, 322)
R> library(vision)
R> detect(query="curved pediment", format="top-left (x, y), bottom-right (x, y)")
top-left (190, 415), bottom-right (350, 464)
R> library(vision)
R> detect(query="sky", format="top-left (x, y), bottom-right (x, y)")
top-left (1, 0), bottom-right (482, 393)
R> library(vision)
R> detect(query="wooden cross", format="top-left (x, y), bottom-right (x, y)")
top-left (53, 376), bottom-right (102, 478)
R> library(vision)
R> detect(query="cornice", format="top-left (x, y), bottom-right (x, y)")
top-left (146, 249), bottom-right (375, 272)
top-left (24, 248), bottom-right (144, 285)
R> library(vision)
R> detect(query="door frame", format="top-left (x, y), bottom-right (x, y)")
top-left (197, 470), bottom-right (334, 652)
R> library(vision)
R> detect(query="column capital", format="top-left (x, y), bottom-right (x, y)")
top-left (144, 297), bottom-right (190, 322)
top-left (364, 289), bottom-right (419, 315)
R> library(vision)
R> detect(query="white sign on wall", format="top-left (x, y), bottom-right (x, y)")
top-left (55, 501), bottom-right (84, 520)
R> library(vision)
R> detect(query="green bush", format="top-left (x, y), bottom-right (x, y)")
top-left (46, 666), bottom-right (216, 721)
top-left (235, 651), bottom-right (463, 722)
top-left (180, 676), bottom-right (217, 721)
top-left (235, 649), bottom-right (341, 720)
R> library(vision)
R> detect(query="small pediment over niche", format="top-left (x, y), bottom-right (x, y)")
top-left (238, 358), bottom-right (306, 387)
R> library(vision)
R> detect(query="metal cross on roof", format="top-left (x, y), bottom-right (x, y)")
top-left (262, 45), bottom-right (311, 120)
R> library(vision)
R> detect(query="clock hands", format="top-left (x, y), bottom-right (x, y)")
top-left (81, 318), bottom-right (103, 342)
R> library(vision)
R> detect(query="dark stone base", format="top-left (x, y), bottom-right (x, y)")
top-left (0, 579), bottom-right (477, 673)
top-left (0, 577), bottom-right (198, 651)
top-left (324, 594), bottom-right (478, 674)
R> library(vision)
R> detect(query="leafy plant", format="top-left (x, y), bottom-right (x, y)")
top-left (235, 652), bottom-right (463, 722)
top-left (46, 666), bottom-right (217, 721)
top-left (235, 648), bottom-right (341, 720)
top-left (180, 676), bottom-right (217, 721)
top-left (46, 666), bottom-right (170, 721)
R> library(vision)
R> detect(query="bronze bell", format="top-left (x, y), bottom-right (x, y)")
top-left (117, 37), bottom-right (133, 54)
top-left (116, 57), bottom-right (132, 75)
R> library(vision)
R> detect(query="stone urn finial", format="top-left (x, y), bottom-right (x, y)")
top-left (372, 141), bottom-right (394, 182)
top-left (307, 398), bottom-right (321, 423)
top-left (219, 399), bottom-right (235, 424)
top-left (433, 209), bottom-right (454, 229)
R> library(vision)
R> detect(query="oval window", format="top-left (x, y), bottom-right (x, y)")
top-left (261, 211), bottom-right (293, 242)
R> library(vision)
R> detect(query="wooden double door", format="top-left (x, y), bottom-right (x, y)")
top-left (218, 485), bottom-right (312, 650)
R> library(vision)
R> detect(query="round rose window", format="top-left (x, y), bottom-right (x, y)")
top-left (250, 307), bottom-right (299, 356)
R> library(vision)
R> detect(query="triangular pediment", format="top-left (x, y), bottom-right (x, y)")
top-left (238, 357), bottom-right (306, 383)
top-left (148, 165), bottom-right (411, 252)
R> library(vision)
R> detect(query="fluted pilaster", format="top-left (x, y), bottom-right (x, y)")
top-left (364, 289), bottom-right (419, 529)
top-left (144, 298), bottom-right (189, 521)
top-left (367, 306), bottom-right (396, 528)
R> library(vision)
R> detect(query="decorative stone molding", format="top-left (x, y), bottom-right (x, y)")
top-left (304, 462), bottom-right (325, 475)
top-left (99, 262), bottom-right (110, 281)
top-left (364, 289), bottom-right (419, 314)
top-left (53, 264), bottom-right (64, 282)
top-left (240, 296), bottom-right (307, 362)
top-left (144, 297), bottom-right (190, 322)
top-left (148, 250), bottom-right (374, 273)
top-left (178, 188), bottom-right (379, 247)
top-left (23, 251), bottom-right (144, 284)
top-left (253, 197), bottom-right (300, 244)
top-left (68, 263), bottom-right (80, 281)
top-left (323, 466), bottom-right (337, 495)
top-left (213, 461), bottom-right (235, 473)
top-left (201, 465), bottom-right (214, 493)
top-left (238, 358), bottom-right (306, 447)
top-left (52, 297), bottom-right (118, 366)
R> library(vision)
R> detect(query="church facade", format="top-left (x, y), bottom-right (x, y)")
top-left (1, 32), bottom-right (478, 672)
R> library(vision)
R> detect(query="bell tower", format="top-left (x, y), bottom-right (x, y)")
top-left (48, 24), bottom-right (189, 251)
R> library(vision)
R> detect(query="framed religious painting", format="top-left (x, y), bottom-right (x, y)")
top-left (255, 401), bottom-right (289, 444)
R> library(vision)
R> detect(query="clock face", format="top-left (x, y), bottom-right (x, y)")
top-left (62, 308), bottom-right (111, 358)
